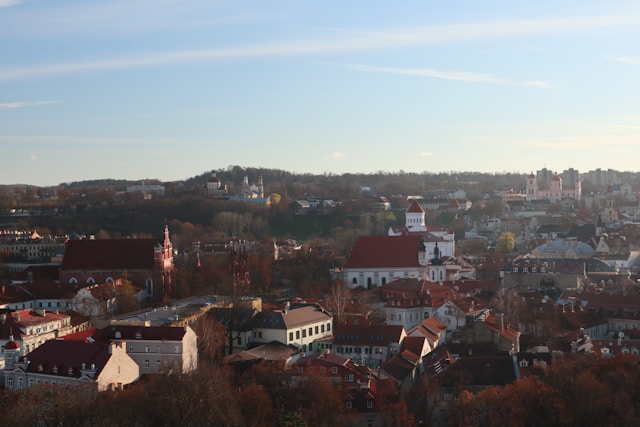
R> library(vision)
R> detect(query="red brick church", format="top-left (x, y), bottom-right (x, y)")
top-left (59, 226), bottom-right (174, 299)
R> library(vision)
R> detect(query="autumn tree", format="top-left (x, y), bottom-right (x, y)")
top-left (461, 237), bottom-right (487, 255)
top-left (496, 231), bottom-right (516, 253)
top-left (115, 278), bottom-right (141, 315)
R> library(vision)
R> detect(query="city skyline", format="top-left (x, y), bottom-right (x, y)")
top-left (3, 1), bottom-right (640, 186)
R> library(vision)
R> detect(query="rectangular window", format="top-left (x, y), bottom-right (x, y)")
top-left (296, 330), bottom-right (300, 339)
top-left (302, 329), bottom-right (307, 338)
top-left (289, 332), bottom-right (294, 341)
top-left (129, 346), bottom-right (134, 352)
top-left (174, 346), bottom-right (179, 353)
top-left (145, 346), bottom-right (150, 353)
top-left (321, 324), bottom-right (325, 333)
top-left (144, 360), bottom-right (150, 369)
top-left (315, 326), bottom-right (319, 334)
top-left (308, 327), bottom-right (313, 336)
top-left (327, 323), bottom-right (331, 331)
top-left (156, 360), bottom-right (161, 369)
top-left (367, 400), bottom-right (373, 409)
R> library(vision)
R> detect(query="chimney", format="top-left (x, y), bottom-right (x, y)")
top-left (496, 313), bottom-right (505, 331)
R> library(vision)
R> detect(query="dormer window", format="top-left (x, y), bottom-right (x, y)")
top-left (68, 367), bottom-right (74, 375)
top-left (135, 332), bottom-right (142, 339)
top-left (52, 365), bottom-right (58, 374)
top-left (37, 364), bottom-right (43, 372)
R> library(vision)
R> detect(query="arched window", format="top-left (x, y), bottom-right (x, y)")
top-left (145, 278), bottom-right (153, 294)
top-left (367, 277), bottom-right (372, 289)
top-left (352, 277), bottom-right (357, 285)
top-left (69, 277), bottom-right (78, 284)
top-left (86, 277), bottom-right (95, 284)
top-left (105, 277), bottom-right (114, 283)
top-left (381, 277), bottom-right (387, 285)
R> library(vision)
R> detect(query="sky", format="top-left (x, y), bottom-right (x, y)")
top-left (2, 0), bottom-right (640, 186)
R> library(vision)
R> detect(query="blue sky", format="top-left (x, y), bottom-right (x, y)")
top-left (2, 0), bottom-right (640, 186)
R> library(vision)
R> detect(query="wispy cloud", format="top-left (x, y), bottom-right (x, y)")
top-left (0, 0), bottom-right (21, 8)
top-left (348, 64), bottom-right (507, 84)
top-left (605, 56), bottom-right (640, 65)
top-left (525, 81), bottom-right (553, 89)
top-left (0, 100), bottom-right (60, 109)
top-left (3, 14), bottom-right (640, 81)
top-left (327, 151), bottom-right (346, 159)
top-left (419, 151), bottom-right (433, 157)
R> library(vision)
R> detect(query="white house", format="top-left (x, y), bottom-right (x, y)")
top-left (251, 303), bottom-right (333, 353)
top-left (0, 309), bottom-right (73, 355)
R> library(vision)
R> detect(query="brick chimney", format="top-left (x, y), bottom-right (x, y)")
top-left (495, 313), bottom-right (505, 331)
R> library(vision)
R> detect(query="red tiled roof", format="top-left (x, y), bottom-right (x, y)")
top-left (1, 309), bottom-right (70, 339)
top-left (98, 325), bottom-right (189, 341)
top-left (22, 339), bottom-right (115, 378)
top-left (334, 324), bottom-right (405, 347)
top-left (380, 354), bottom-right (416, 382)
top-left (401, 336), bottom-right (428, 360)
top-left (61, 238), bottom-right (161, 270)
top-left (406, 200), bottom-right (425, 213)
top-left (343, 235), bottom-right (422, 269)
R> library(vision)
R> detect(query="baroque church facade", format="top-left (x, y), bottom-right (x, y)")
top-left (526, 172), bottom-right (581, 202)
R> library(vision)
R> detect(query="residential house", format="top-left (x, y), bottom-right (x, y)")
top-left (251, 302), bottom-right (333, 353)
top-left (451, 310), bottom-right (521, 353)
top-left (69, 279), bottom-right (143, 320)
top-left (290, 350), bottom-right (383, 424)
top-left (379, 335), bottom-right (431, 392)
top-left (206, 305), bottom-right (259, 355)
top-left (407, 317), bottom-right (448, 348)
top-left (0, 309), bottom-right (73, 355)
top-left (434, 297), bottom-right (487, 332)
top-left (331, 323), bottom-right (406, 368)
top-left (381, 278), bottom-right (454, 330)
top-left (61, 325), bottom-right (198, 374)
top-left (3, 338), bottom-right (139, 397)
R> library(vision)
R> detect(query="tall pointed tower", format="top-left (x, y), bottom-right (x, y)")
top-left (405, 200), bottom-right (426, 230)
top-left (526, 172), bottom-right (538, 201)
top-left (258, 175), bottom-right (264, 198)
